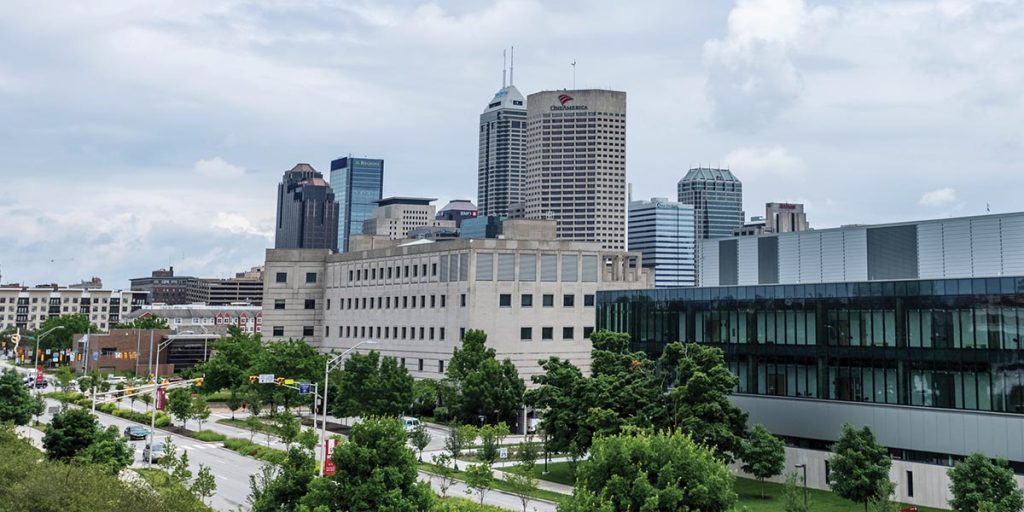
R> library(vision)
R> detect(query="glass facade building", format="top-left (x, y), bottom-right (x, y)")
top-left (628, 198), bottom-right (696, 287)
top-left (599, 277), bottom-right (1024, 416)
top-left (330, 156), bottom-right (384, 252)
top-left (677, 167), bottom-right (743, 240)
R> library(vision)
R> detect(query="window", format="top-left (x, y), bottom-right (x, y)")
top-left (543, 294), bottom-right (554, 307)
top-left (563, 294), bottom-right (575, 307)
top-left (584, 294), bottom-right (595, 307)
top-left (274, 299), bottom-right (285, 310)
top-left (460, 328), bottom-right (466, 339)
top-left (906, 471), bottom-right (914, 498)
top-left (304, 299), bottom-right (315, 310)
top-left (460, 294), bottom-right (467, 307)
top-left (327, 299), bottom-right (331, 309)
top-left (275, 272), bottom-right (287, 283)
top-left (583, 327), bottom-right (594, 338)
top-left (441, 295), bottom-right (447, 308)
top-left (499, 294), bottom-right (512, 307)
top-left (325, 326), bottom-right (330, 337)
top-left (302, 326), bottom-right (314, 337)
top-left (305, 272), bottom-right (317, 283)
top-left (520, 327), bottom-right (533, 340)
top-left (563, 327), bottom-right (574, 339)
top-left (542, 327), bottom-right (554, 340)
top-left (440, 327), bottom-right (446, 340)
top-left (272, 326), bottom-right (284, 336)
top-left (521, 294), bottom-right (533, 307)
top-left (418, 359), bottom-right (424, 372)
top-left (438, 360), bottom-right (444, 373)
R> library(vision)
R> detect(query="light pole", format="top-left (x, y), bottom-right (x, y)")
top-left (319, 339), bottom-right (376, 476)
top-left (794, 463), bottom-right (808, 511)
top-left (148, 335), bottom-right (177, 468)
top-left (33, 326), bottom-right (65, 368)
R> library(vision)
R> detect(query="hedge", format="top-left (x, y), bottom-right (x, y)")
top-left (222, 438), bottom-right (288, 465)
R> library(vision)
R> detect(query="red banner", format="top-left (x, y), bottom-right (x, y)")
top-left (156, 387), bottom-right (167, 410)
top-left (324, 439), bottom-right (337, 476)
top-left (35, 365), bottom-right (44, 384)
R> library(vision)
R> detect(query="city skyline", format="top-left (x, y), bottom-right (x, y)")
top-left (2, 0), bottom-right (1022, 288)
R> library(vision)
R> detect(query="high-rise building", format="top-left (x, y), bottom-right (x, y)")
top-left (525, 89), bottom-right (627, 250)
top-left (130, 267), bottom-right (194, 305)
top-left (677, 167), bottom-right (743, 240)
top-left (628, 198), bottom-right (696, 287)
top-left (765, 202), bottom-right (810, 234)
top-left (478, 61), bottom-right (527, 218)
top-left (275, 163), bottom-right (339, 251)
top-left (330, 156), bottom-right (384, 252)
top-left (436, 200), bottom-right (479, 228)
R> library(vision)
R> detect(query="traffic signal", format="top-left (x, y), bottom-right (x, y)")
top-left (275, 377), bottom-right (285, 386)
top-left (126, 386), bottom-right (134, 396)
top-left (195, 377), bottom-right (204, 387)
top-left (249, 375), bottom-right (258, 384)
top-left (160, 378), bottom-right (169, 387)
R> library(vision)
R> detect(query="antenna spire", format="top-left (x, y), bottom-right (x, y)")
top-left (502, 49), bottom-right (507, 88)
top-left (571, 60), bottom-right (577, 89)
top-left (510, 46), bottom-right (515, 85)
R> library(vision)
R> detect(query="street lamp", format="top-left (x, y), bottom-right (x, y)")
top-left (794, 463), bottom-right (808, 511)
top-left (319, 339), bottom-right (377, 476)
top-left (147, 335), bottom-right (177, 468)
top-left (33, 326), bottom-right (65, 369)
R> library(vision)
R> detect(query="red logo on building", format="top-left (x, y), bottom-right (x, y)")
top-left (557, 94), bottom-right (574, 105)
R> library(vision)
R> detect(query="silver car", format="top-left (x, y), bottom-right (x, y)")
top-left (142, 442), bottom-right (166, 463)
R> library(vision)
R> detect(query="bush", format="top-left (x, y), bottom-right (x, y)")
top-left (190, 430), bottom-right (227, 443)
top-left (432, 496), bottom-right (506, 511)
top-left (221, 438), bottom-right (287, 465)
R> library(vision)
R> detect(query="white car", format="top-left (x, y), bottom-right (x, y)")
top-left (402, 416), bottom-right (421, 432)
top-left (106, 375), bottom-right (128, 385)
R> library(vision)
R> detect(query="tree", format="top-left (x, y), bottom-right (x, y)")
top-left (250, 339), bottom-right (324, 411)
top-left (226, 389), bottom-right (242, 419)
top-left (516, 438), bottom-right (540, 474)
top-left (158, 436), bottom-right (179, 474)
top-left (249, 446), bottom-right (316, 512)
top-left (332, 351), bottom-right (414, 418)
top-left (465, 463), bottom-right (494, 505)
top-left (504, 469), bottom-right (538, 512)
top-left (191, 464), bottom-right (217, 505)
top-left (477, 422), bottom-right (510, 463)
top-left (445, 422), bottom-right (476, 470)
top-left (76, 425), bottom-right (134, 474)
top-left (245, 414), bottom-right (262, 443)
top-left (248, 390), bottom-right (264, 417)
top-left (172, 450), bottom-right (193, 483)
top-left (948, 453), bottom-right (1024, 512)
top-left (431, 453), bottom-right (457, 498)
top-left (115, 317), bottom-right (170, 330)
top-left (296, 427), bottom-right (319, 452)
top-left (55, 366), bottom-right (75, 392)
top-left (557, 490), bottom-right (615, 512)
top-left (43, 407), bottom-right (98, 461)
top-left (298, 416), bottom-right (433, 511)
top-left (274, 412), bottom-right (301, 447)
top-left (409, 422), bottom-right (431, 461)
top-left (447, 330), bottom-right (525, 426)
top-left (571, 429), bottom-right (737, 512)
top-left (166, 388), bottom-right (193, 429)
top-left (0, 369), bottom-right (44, 425)
top-left (828, 424), bottom-right (892, 512)
top-left (194, 326), bottom-right (261, 393)
top-left (35, 314), bottom-right (97, 352)
top-left (781, 472), bottom-right (810, 512)
top-left (191, 395), bottom-right (211, 431)
top-left (411, 378), bottom-right (440, 417)
top-left (741, 424), bottom-right (787, 499)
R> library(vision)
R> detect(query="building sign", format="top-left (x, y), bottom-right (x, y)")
top-left (550, 93), bottom-right (588, 111)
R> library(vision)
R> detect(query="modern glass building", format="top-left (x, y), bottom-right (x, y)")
top-left (330, 156), bottom-right (384, 252)
top-left (275, 163), bottom-right (339, 251)
top-left (598, 276), bottom-right (1024, 470)
top-left (677, 167), bottom-right (743, 240)
top-left (628, 198), bottom-right (696, 287)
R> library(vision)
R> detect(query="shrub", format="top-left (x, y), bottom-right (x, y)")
top-left (191, 430), bottom-right (226, 443)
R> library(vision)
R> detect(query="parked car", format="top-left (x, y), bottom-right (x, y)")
top-left (106, 375), bottom-right (128, 385)
top-left (402, 416), bottom-right (421, 432)
top-left (123, 426), bottom-right (150, 440)
top-left (34, 380), bottom-right (49, 389)
top-left (142, 442), bottom-right (166, 463)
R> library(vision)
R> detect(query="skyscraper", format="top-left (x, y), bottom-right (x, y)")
top-left (677, 167), bottom-right (743, 240)
top-left (274, 163), bottom-right (339, 250)
top-left (478, 74), bottom-right (527, 217)
top-left (765, 202), bottom-right (810, 233)
top-left (330, 156), bottom-right (384, 252)
top-left (525, 89), bottom-right (627, 250)
top-left (628, 198), bottom-right (696, 287)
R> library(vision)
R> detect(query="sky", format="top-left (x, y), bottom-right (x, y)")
top-left (0, 0), bottom-right (1022, 289)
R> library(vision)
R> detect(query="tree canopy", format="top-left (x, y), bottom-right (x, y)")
top-left (115, 317), bottom-right (170, 329)
top-left (948, 453), bottom-right (1024, 512)
top-left (43, 407), bottom-right (99, 461)
top-left (35, 314), bottom-right (98, 352)
top-left (195, 326), bottom-right (262, 392)
top-left (445, 330), bottom-right (525, 426)
top-left (741, 424), bottom-right (787, 499)
top-left (828, 424), bottom-right (892, 511)
top-left (332, 350), bottom-right (414, 418)
top-left (0, 369), bottom-right (44, 425)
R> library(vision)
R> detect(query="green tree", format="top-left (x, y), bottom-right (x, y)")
top-left (332, 350), bottom-right (414, 418)
top-left (504, 469), bottom-right (538, 512)
top-left (275, 412), bottom-right (301, 447)
top-left (948, 452), bottom-right (1024, 512)
top-left (250, 339), bottom-right (324, 411)
top-left (445, 422), bottom-right (476, 470)
top-left (431, 453), bottom-right (457, 498)
top-left (465, 463), bottom-right (494, 505)
top-left (191, 464), bottom-right (217, 505)
top-left (43, 407), bottom-right (98, 461)
top-left (741, 424), bottom-right (787, 499)
top-left (194, 326), bottom-right (261, 393)
top-left (245, 414), bottom-right (262, 443)
top-left (781, 472), bottom-right (810, 512)
top-left (447, 330), bottom-right (525, 425)
top-left (166, 387), bottom-right (193, 429)
top-left (55, 366), bottom-right (75, 392)
top-left (0, 369), bottom-right (44, 425)
top-left (249, 446), bottom-right (316, 512)
top-left (191, 395), bottom-right (211, 431)
top-left (409, 422), bottom-right (431, 461)
top-left (172, 450), bottom-right (193, 483)
top-left (115, 317), bottom-right (170, 329)
top-left (157, 436), bottom-right (179, 474)
top-left (828, 424), bottom-right (892, 512)
top-left (75, 425), bottom-right (134, 474)
top-left (557, 490), bottom-right (615, 512)
top-left (35, 314), bottom-right (98, 352)
top-left (477, 422), bottom-right (510, 463)
top-left (226, 388), bottom-right (242, 419)
top-left (296, 427), bottom-right (319, 452)
top-left (299, 416), bottom-right (432, 511)
top-left (411, 378), bottom-right (440, 417)
top-left (516, 438), bottom-right (540, 473)
top-left (571, 429), bottom-right (737, 512)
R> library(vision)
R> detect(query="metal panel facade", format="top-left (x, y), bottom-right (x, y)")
top-left (798, 232), bottom-right (822, 283)
top-left (778, 236), bottom-right (799, 284)
top-left (820, 231), bottom-right (845, 283)
top-left (843, 228), bottom-right (868, 281)
top-left (917, 222), bottom-right (945, 278)
top-left (942, 220), bottom-right (972, 277)
top-left (971, 218), bottom-right (1002, 277)
top-left (700, 241), bottom-right (719, 287)
top-left (866, 225), bottom-right (919, 280)
top-left (1003, 216), bottom-right (1024, 275)
top-left (737, 237), bottom-right (758, 285)
top-left (757, 236), bottom-right (779, 285)
top-left (718, 239), bottom-right (738, 286)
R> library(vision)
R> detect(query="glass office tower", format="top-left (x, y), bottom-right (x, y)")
top-left (677, 167), bottom-right (743, 240)
top-left (628, 198), bottom-right (696, 287)
top-left (330, 156), bottom-right (384, 252)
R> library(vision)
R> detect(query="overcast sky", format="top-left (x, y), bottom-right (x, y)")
top-left (1, 0), bottom-right (1021, 289)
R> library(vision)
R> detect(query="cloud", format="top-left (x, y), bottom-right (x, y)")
top-left (919, 188), bottom-right (958, 207)
top-left (703, 0), bottom-right (836, 130)
top-left (193, 157), bottom-right (244, 178)
top-left (721, 146), bottom-right (805, 177)
top-left (212, 212), bottom-right (273, 240)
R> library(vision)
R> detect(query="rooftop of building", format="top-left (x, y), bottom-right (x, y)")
top-left (680, 167), bottom-right (741, 183)
top-left (438, 200), bottom-right (478, 213)
top-left (484, 84), bottom-right (527, 112)
top-left (375, 197), bottom-right (437, 206)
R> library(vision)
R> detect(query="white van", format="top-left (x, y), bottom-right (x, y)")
top-left (106, 375), bottom-right (128, 385)
top-left (402, 416), bottom-right (421, 432)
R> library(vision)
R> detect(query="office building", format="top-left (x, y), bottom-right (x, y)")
top-left (677, 167), bottom-right (744, 240)
top-left (260, 219), bottom-right (651, 381)
top-left (478, 66), bottom-right (527, 218)
top-left (330, 156), bottom-right (384, 252)
top-left (275, 163), bottom-right (339, 251)
top-left (436, 200), bottom-right (479, 228)
top-left (0, 286), bottom-right (147, 332)
top-left (125, 303), bottom-right (263, 335)
top-left (699, 212), bottom-right (1024, 287)
top-left (525, 89), bottom-right (627, 250)
top-left (186, 276), bottom-right (263, 306)
top-left (734, 217), bottom-right (767, 237)
top-left (130, 267), bottom-right (194, 305)
top-left (361, 197), bottom-right (456, 241)
top-left (765, 202), bottom-right (810, 234)
top-left (460, 215), bottom-right (505, 239)
top-left (628, 198), bottom-right (696, 287)
top-left (71, 328), bottom-right (215, 375)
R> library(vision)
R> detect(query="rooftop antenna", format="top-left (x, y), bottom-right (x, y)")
top-left (502, 49), bottom-right (507, 88)
top-left (510, 46), bottom-right (515, 85)
top-left (571, 60), bottom-right (576, 89)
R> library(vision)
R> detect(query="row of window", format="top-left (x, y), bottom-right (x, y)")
top-left (0, 296), bottom-right (124, 304)
top-left (269, 325), bottom-right (596, 343)
top-left (500, 293), bottom-right (595, 308)
top-left (274, 271), bottom-right (318, 284)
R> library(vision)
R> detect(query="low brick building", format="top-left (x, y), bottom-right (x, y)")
top-left (72, 329), bottom-right (213, 376)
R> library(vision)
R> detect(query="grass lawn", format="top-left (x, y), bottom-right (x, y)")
top-left (527, 461), bottom-right (575, 486)
top-left (418, 463), bottom-right (568, 505)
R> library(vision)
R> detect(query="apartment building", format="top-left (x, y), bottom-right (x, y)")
top-left (0, 286), bottom-right (148, 332)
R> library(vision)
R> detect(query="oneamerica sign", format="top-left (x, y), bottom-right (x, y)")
top-left (550, 93), bottom-right (588, 111)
